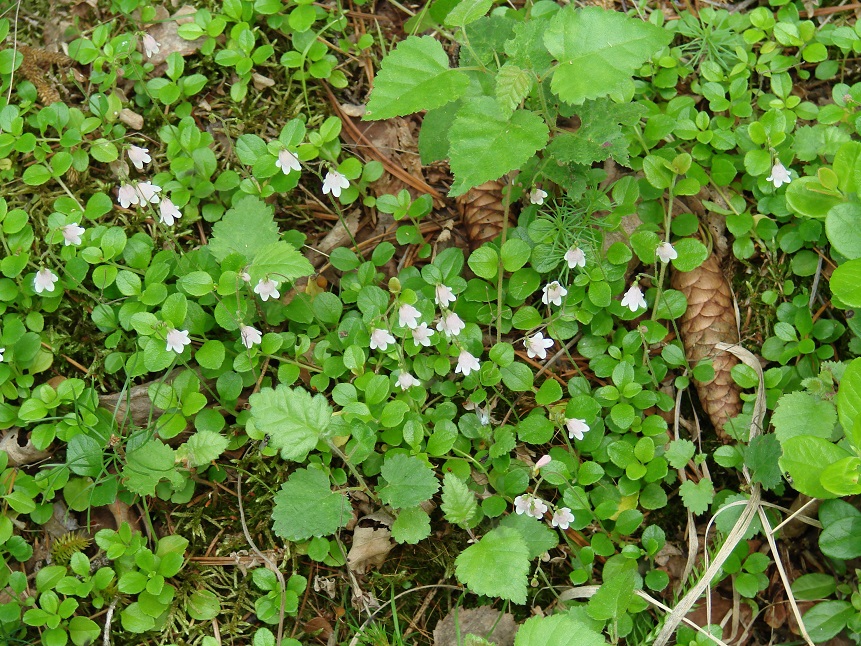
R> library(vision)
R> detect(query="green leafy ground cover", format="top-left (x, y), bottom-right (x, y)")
top-left (3, 0), bottom-right (861, 644)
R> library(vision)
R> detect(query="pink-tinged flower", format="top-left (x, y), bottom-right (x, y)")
top-left (0, 348), bottom-right (5, 362)
top-left (369, 328), bottom-right (396, 351)
top-left (254, 278), bottom-right (280, 302)
top-left (529, 188), bottom-right (547, 205)
top-left (135, 181), bottom-right (161, 204)
top-left (766, 161), bottom-right (792, 188)
top-left (398, 303), bottom-right (421, 329)
top-left (524, 332), bottom-right (553, 360)
top-left (275, 149), bottom-right (301, 175)
top-left (142, 33), bottom-right (160, 58)
top-left (34, 268), bottom-right (58, 294)
top-left (565, 418), bottom-right (590, 441)
top-left (240, 325), bottom-right (262, 348)
top-left (412, 323), bottom-right (434, 347)
top-left (656, 241), bottom-right (677, 263)
top-left (541, 281), bottom-right (567, 307)
top-left (127, 145), bottom-right (151, 170)
top-left (158, 198), bottom-right (182, 226)
top-left (165, 328), bottom-right (191, 354)
top-left (552, 507), bottom-right (575, 530)
top-left (621, 284), bottom-right (647, 312)
top-left (435, 284), bottom-right (456, 308)
top-left (61, 223), bottom-right (84, 246)
top-left (514, 494), bottom-right (548, 519)
top-left (564, 246), bottom-right (586, 268)
top-left (535, 455), bottom-right (552, 469)
top-left (117, 183), bottom-right (139, 208)
top-left (322, 170), bottom-right (349, 198)
top-left (436, 312), bottom-right (465, 337)
top-left (455, 350), bottom-right (480, 377)
top-left (397, 372), bottom-right (420, 390)
top-left (239, 270), bottom-right (251, 283)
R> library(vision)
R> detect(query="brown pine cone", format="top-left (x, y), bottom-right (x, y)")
top-left (456, 179), bottom-right (516, 251)
top-left (671, 254), bottom-right (742, 441)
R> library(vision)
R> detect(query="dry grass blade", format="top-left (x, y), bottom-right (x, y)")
top-left (671, 255), bottom-right (742, 440)
top-left (653, 344), bottom-right (814, 646)
top-left (653, 342), bottom-right (765, 646)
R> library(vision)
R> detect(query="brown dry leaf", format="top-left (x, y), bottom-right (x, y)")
top-left (457, 180), bottom-right (515, 251)
top-left (346, 511), bottom-right (394, 575)
top-left (358, 116), bottom-right (424, 198)
top-left (671, 254), bottom-right (741, 441)
top-left (145, 6), bottom-right (205, 67)
top-left (0, 428), bottom-right (52, 466)
top-left (685, 590), bottom-right (754, 646)
top-left (119, 108), bottom-right (144, 130)
top-left (433, 606), bottom-right (518, 646)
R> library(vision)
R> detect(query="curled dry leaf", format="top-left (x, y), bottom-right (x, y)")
top-left (119, 108), bottom-right (144, 130)
top-left (433, 606), bottom-right (518, 646)
top-left (0, 428), bottom-right (52, 466)
top-left (457, 179), bottom-right (515, 251)
top-left (143, 5), bottom-right (204, 67)
top-left (671, 254), bottom-right (742, 441)
top-left (346, 511), bottom-right (395, 575)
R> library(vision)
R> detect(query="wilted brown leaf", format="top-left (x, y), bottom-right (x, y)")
top-left (671, 254), bottom-right (742, 440)
top-left (433, 606), bottom-right (518, 646)
top-left (347, 511), bottom-right (395, 574)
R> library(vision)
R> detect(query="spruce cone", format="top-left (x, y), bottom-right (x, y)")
top-left (671, 254), bottom-right (742, 441)
top-left (19, 46), bottom-right (73, 104)
top-left (456, 180), bottom-right (516, 251)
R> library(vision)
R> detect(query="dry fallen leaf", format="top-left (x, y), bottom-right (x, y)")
top-left (433, 606), bottom-right (518, 646)
top-left (671, 254), bottom-right (742, 441)
top-left (0, 428), bottom-right (52, 466)
top-left (346, 511), bottom-right (394, 575)
top-left (145, 5), bottom-right (205, 67)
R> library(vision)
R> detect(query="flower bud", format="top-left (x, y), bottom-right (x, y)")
top-left (388, 277), bottom-right (401, 294)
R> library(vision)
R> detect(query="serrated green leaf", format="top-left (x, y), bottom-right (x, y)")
top-left (272, 468), bottom-right (350, 541)
top-left (209, 196), bottom-right (279, 263)
top-left (448, 98), bottom-right (548, 196)
top-left (505, 18), bottom-right (554, 72)
top-left (183, 431), bottom-right (229, 468)
top-left (665, 439), bottom-right (695, 470)
top-left (495, 63), bottom-right (532, 114)
top-left (391, 506), bottom-right (431, 544)
top-left (745, 434), bottom-right (782, 490)
top-left (122, 441), bottom-right (184, 497)
top-left (838, 358), bottom-right (861, 433)
top-left (515, 614), bottom-right (607, 646)
top-left (365, 36), bottom-right (470, 120)
top-left (378, 454), bottom-right (439, 509)
top-left (440, 473), bottom-right (479, 526)
top-left (249, 241), bottom-right (313, 284)
top-left (587, 560), bottom-right (636, 621)
top-left (772, 391), bottom-right (836, 442)
top-left (249, 385), bottom-right (331, 462)
top-left (545, 7), bottom-right (671, 105)
top-left (546, 99), bottom-right (645, 167)
top-left (679, 477), bottom-right (715, 515)
top-left (455, 527), bottom-right (529, 603)
top-left (498, 513), bottom-right (559, 559)
top-left (445, 0), bottom-right (492, 27)
top-left (780, 436), bottom-right (853, 499)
